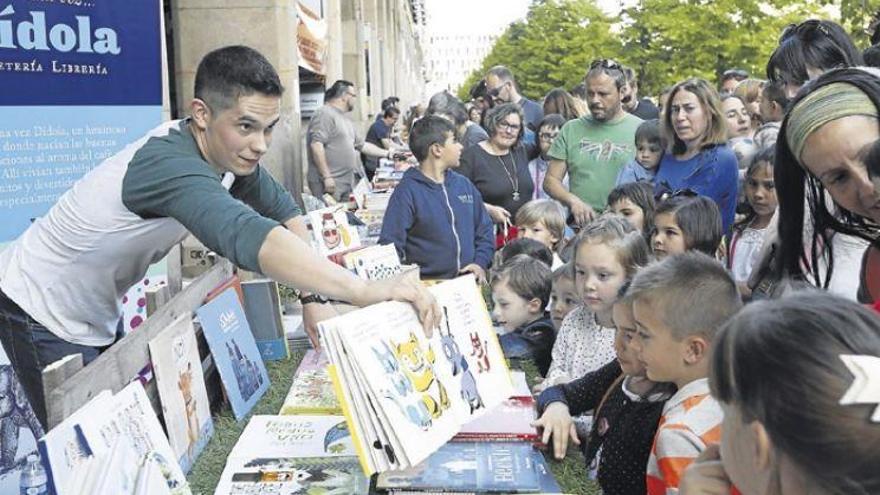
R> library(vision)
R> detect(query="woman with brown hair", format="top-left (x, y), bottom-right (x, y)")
top-left (542, 88), bottom-right (585, 122)
top-left (654, 78), bottom-right (739, 233)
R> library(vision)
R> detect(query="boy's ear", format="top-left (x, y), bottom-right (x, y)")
top-left (429, 142), bottom-right (443, 159)
top-left (527, 297), bottom-right (544, 315)
top-left (683, 335), bottom-right (710, 364)
top-left (751, 420), bottom-right (773, 471)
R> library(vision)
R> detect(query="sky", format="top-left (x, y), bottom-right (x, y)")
top-left (425, 0), bottom-right (629, 37)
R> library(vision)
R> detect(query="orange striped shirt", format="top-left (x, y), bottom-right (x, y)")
top-left (646, 378), bottom-right (722, 495)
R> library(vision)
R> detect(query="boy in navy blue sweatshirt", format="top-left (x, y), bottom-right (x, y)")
top-left (379, 116), bottom-right (494, 281)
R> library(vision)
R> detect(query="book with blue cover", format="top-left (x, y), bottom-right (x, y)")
top-left (375, 442), bottom-right (541, 493)
top-left (197, 287), bottom-right (270, 421)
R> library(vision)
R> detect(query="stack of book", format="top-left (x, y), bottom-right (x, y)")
top-left (215, 415), bottom-right (369, 494)
top-left (342, 243), bottom-right (403, 281)
top-left (279, 349), bottom-right (341, 416)
top-left (319, 275), bottom-right (518, 475)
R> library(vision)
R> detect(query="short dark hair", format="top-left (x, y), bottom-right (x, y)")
top-left (655, 195), bottom-right (723, 256)
top-left (585, 59), bottom-right (627, 90)
top-left (720, 68), bottom-right (749, 83)
top-left (194, 45), bottom-right (284, 112)
top-left (426, 91), bottom-right (468, 128)
top-left (864, 44), bottom-right (880, 68)
top-left (381, 96), bottom-right (400, 111)
top-left (766, 19), bottom-right (863, 87)
top-left (408, 115), bottom-right (455, 163)
top-left (570, 82), bottom-right (587, 100)
top-left (538, 113), bottom-right (566, 132)
top-left (500, 238), bottom-right (553, 267)
top-left (607, 181), bottom-right (656, 238)
top-left (634, 119), bottom-right (661, 146)
top-left (325, 80), bottom-right (354, 101)
top-left (761, 80), bottom-right (790, 110)
top-left (625, 251), bottom-right (741, 340)
top-left (711, 292), bottom-right (880, 494)
top-left (487, 65), bottom-right (515, 83)
top-left (483, 103), bottom-right (525, 144)
top-left (491, 254), bottom-right (552, 308)
top-left (383, 107), bottom-right (400, 119)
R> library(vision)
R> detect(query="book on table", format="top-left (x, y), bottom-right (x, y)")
top-left (342, 243), bottom-right (403, 281)
top-left (240, 278), bottom-right (290, 361)
top-left (308, 205), bottom-right (362, 257)
top-left (149, 312), bottom-right (215, 473)
top-left (214, 414), bottom-right (369, 495)
top-left (196, 286), bottom-right (270, 421)
top-left (319, 275), bottom-right (515, 475)
top-left (453, 396), bottom-right (539, 443)
top-left (279, 349), bottom-right (341, 415)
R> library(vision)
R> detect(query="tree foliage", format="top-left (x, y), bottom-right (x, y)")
top-left (457, 0), bottom-right (619, 101)
top-left (457, 0), bottom-right (835, 102)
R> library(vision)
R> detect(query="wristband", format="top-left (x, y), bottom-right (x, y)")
top-left (300, 293), bottom-right (329, 305)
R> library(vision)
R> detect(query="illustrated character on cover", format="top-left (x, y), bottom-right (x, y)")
top-left (439, 308), bottom-right (484, 414)
top-left (321, 212), bottom-right (342, 250)
top-left (393, 333), bottom-right (450, 419)
top-left (238, 458), bottom-right (363, 494)
top-left (371, 341), bottom-right (432, 429)
top-left (0, 365), bottom-right (43, 474)
top-left (469, 333), bottom-right (491, 373)
top-left (322, 421), bottom-right (351, 455)
top-left (178, 361), bottom-right (199, 458)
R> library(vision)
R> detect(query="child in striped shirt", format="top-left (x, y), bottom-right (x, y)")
top-left (625, 252), bottom-right (743, 495)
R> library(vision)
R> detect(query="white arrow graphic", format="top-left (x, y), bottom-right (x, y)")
top-left (839, 354), bottom-right (880, 423)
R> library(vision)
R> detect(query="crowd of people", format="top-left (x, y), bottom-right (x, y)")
top-left (1, 13), bottom-right (879, 495)
top-left (349, 17), bottom-right (880, 495)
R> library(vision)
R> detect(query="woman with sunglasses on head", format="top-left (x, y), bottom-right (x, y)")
top-left (767, 19), bottom-right (863, 99)
top-left (654, 78), bottom-right (739, 234)
top-left (774, 67), bottom-right (880, 304)
top-left (459, 103), bottom-right (535, 230)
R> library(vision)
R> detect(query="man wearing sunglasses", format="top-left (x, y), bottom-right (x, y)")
top-left (485, 65), bottom-right (544, 133)
top-left (543, 59), bottom-right (642, 226)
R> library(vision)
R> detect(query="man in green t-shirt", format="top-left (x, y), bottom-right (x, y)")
top-left (544, 59), bottom-right (643, 225)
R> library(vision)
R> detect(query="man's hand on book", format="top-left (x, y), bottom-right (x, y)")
top-left (355, 275), bottom-right (441, 337)
top-left (531, 402), bottom-right (579, 460)
top-left (302, 302), bottom-right (338, 350)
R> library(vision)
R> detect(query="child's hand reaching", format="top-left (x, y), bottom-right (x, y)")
top-left (531, 402), bottom-right (580, 460)
top-left (679, 444), bottom-right (733, 495)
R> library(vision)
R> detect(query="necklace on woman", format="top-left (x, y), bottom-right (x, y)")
top-left (496, 152), bottom-right (520, 201)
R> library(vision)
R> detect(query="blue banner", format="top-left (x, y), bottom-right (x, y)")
top-left (0, 1), bottom-right (163, 242)
top-left (0, 1), bottom-right (162, 106)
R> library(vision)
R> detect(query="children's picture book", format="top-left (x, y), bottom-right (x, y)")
top-left (214, 415), bottom-right (368, 495)
top-left (511, 370), bottom-right (531, 398)
top-left (454, 396), bottom-right (539, 443)
top-left (197, 287), bottom-right (270, 421)
top-left (319, 275), bottom-right (514, 474)
top-left (74, 381), bottom-right (191, 495)
top-left (0, 346), bottom-right (45, 495)
top-left (343, 244), bottom-right (402, 281)
top-left (375, 442), bottom-right (541, 493)
top-left (240, 279), bottom-right (290, 361)
top-left (308, 205), bottom-right (362, 257)
top-left (280, 350), bottom-right (341, 415)
top-left (149, 313), bottom-right (215, 473)
top-left (38, 391), bottom-right (111, 495)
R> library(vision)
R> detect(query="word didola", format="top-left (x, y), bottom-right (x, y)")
top-left (0, 4), bottom-right (121, 54)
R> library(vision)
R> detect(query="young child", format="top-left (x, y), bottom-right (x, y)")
top-left (529, 114), bottom-right (568, 200)
top-left (499, 237), bottom-right (553, 267)
top-left (681, 292), bottom-right (880, 495)
top-left (616, 119), bottom-right (663, 185)
top-left (515, 199), bottom-right (566, 268)
top-left (652, 194), bottom-right (723, 260)
top-left (725, 147), bottom-right (776, 298)
top-left (549, 262), bottom-right (578, 331)
top-left (491, 255), bottom-right (555, 376)
top-left (607, 181), bottom-right (656, 240)
top-left (379, 115), bottom-right (494, 281)
top-left (534, 292), bottom-right (675, 495)
top-left (625, 252), bottom-right (743, 495)
top-left (753, 80), bottom-right (788, 150)
top-left (537, 216), bottom-right (650, 399)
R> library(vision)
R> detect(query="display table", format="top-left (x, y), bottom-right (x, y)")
top-left (185, 353), bottom-right (600, 494)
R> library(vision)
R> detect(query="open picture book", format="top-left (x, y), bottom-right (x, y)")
top-left (318, 275), bottom-right (514, 475)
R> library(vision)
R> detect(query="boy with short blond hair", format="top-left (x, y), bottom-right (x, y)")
top-left (514, 199), bottom-right (566, 268)
top-left (625, 252), bottom-right (742, 495)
